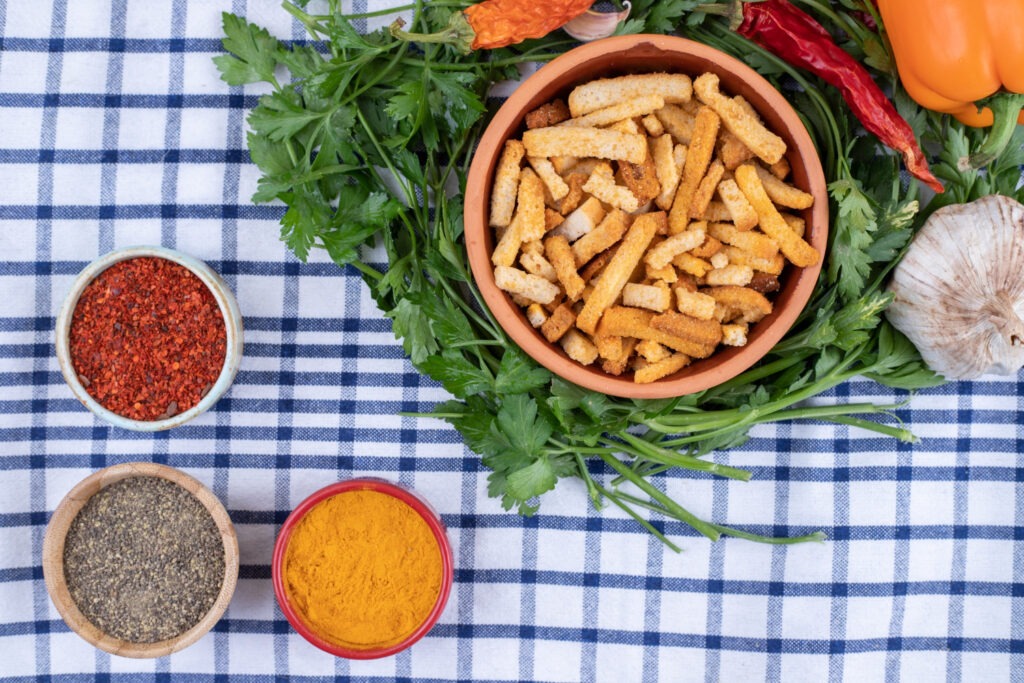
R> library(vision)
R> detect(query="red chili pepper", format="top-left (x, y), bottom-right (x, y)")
top-left (390, 0), bottom-right (595, 53)
top-left (70, 257), bottom-right (227, 421)
top-left (733, 0), bottom-right (943, 193)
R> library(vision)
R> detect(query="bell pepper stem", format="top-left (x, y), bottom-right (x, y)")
top-left (389, 13), bottom-right (475, 54)
top-left (960, 93), bottom-right (1024, 171)
top-left (695, 0), bottom-right (767, 31)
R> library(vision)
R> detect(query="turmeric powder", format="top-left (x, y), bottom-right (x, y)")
top-left (282, 489), bottom-right (443, 650)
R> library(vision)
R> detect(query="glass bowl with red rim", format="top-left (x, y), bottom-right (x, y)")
top-left (272, 478), bottom-right (454, 659)
top-left (54, 245), bottom-right (243, 431)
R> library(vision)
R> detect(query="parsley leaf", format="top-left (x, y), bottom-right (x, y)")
top-left (630, 0), bottom-right (702, 33)
top-left (495, 394), bottom-right (554, 458)
top-left (420, 353), bottom-right (493, 398)
top-left (248, 90), bottom-right (326, 142)
top-left (428, 70), bottom-right (487, 138)
top-left (494, 348), bottom-right (551, 395)
top-left (828, 177), bottom-right (878, 302)
top-left (505, 459), bottom-right (558, 512)
top-left (215, 13), bottom-right (280, 86)
top-left (482, 394), bottom-right (558, 513)
top-left (279, 190), bottom-right (332, 262)
top-left (387, 298), bottom-right (438, 364)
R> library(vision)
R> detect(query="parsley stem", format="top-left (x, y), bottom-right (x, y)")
top-left (435, 275), bottom-right (503, 342)
top-left (701, 351), bottom-right (814, 399)
top-left (709, 524), bottom-right (827, 545)
top-left (653, 402), bottom-right (914, 449)
top-left (338, 3), bottom-right (455, 20)
top-left (596, 451), bottom-right (721, 541)
top-left (611, 491), bottom-right (826, 545)
top-left (825, 415), bottom-right (918, 443)
top-left (444, 339), bottom-right (506, 349)
top-left (282, 2), bottom-right (326, 42)
top-left (594, 484), bottom-right (682, 553)
top-left (613, 433), bottom-right (752, 481)
top-left (348, 259), bottom-right (384, 282)
top-left (399, 50), bottom-right (569, 71)
top-left (574, 453), bottom-right (604, 510)
top-left (791, 0), bottom-right (873, 49)
top-left (354, 107), bottom-right (423, 239)
top-left (649, 353), bottom-right (866, 433)
top-left (337, 41), bottom-right (410, 110)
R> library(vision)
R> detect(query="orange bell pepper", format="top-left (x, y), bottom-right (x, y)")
top-left (876, 0), bottom-right (1024, 169)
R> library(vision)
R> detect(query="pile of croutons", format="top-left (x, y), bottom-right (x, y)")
top-left (489, 71), bottom-right (820, 384)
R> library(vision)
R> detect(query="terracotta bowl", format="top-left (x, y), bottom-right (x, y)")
top-left (464, 34), bottom-right (828, 399)
top-left (54, 245), bottom-right (244, 431)
top-left (42, 462), bottom-right (240, 658)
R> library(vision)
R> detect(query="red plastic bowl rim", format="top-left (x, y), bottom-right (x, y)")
top-left (271, 478), bottom-right (454, 659)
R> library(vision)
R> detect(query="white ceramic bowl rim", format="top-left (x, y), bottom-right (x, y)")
top-left (54, 245), bottom-right (243, 432)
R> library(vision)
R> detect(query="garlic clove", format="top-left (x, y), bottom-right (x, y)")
top-left (886, 194), bottom-right (1024, 380)
top-left (563, 2), bottom-right (632, 42)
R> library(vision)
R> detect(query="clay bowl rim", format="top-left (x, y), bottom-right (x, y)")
top-left (41, 461), bottom-right (240, 659)
top-left (54, 245), bottom-right (244, 431)
top-left (271, 477), bottom-right (455, 660)
top-left (464, 34), bottom-right (828, 399)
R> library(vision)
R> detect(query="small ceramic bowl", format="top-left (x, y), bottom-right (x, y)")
top-left (272, 478), bottom-right (454, 659)
top-left (42, 462), bottom-right (240, 658)
top-left (464, 34), bottom-right (829, 399)
top-left (55, 245), bottom-right (243, 431)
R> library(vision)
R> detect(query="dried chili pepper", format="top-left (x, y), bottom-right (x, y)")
top-left (707, 0), bottom-right (943, 193)
top-left (390, 0), bottom-right (595, 53)
top-left (69, 257), bottom-right (227, 421)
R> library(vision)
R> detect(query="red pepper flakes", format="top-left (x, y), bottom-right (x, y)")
top-left (69, 257), bottom-right (227, 421)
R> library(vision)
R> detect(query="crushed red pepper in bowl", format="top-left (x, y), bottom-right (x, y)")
top-left (69, 257), bottom-right (226, 421)
top-left (56, 246), bottom-right (243, 431)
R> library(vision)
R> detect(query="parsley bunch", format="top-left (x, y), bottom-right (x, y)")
top-left (217, 1), bottom-right (1012, 549)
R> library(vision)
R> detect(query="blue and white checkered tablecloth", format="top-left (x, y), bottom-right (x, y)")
top-left (1, 1), bottom-right (1022, 681)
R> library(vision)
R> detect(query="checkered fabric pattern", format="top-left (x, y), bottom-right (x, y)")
top-left (1, 1), bottom-right (1022, 680)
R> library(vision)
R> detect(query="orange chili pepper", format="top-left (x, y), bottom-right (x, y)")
top-left (391, 0), bottom-right (594, 53)
top-left (876, 0), bottom-right (1024, 169)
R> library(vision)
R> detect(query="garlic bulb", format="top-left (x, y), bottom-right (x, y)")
top-left (886, 194), bottom-right (1024, 379)
top-left (563, 2), bottom-right (631, 42)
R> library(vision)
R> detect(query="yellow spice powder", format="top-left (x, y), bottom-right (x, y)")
top-left (283, 489), bottom-right (443, 650)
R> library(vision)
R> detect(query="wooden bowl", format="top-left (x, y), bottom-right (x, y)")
top-left (42, 462), bottom-right (239, 658)
top-left (464, 34), bottom-right (828, 399)
top-left (54, 245), bottom-right (244, 431)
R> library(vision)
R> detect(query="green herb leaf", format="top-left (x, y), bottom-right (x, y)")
top-left (420, 353), bottom-right (494, 398)
top-left (279, 190), bottom-right (333, 262)
top-left (494, 348), bottom-right (551, 395)
top-left (248, 90), bottom-right (325, 142)
top-left (215, 13), bottom-right (280, 86)
top-left (505, 458), bottom-right (558, 510)
top-left (387, 298), bottom-right (438, 364)
top-left (428, 70), bottom-right (486, 138)
top-left (496, 394), bottom-right (554, 460)
top-left (828, 176), bottom-right (878, 302)
top-left (630, 0), bottom-right (702, 33)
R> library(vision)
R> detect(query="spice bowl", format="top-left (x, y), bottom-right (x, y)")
top-left (42, 462), bottom-right (240, 658)
top-left (54, 245), bottom-right (243, 431)
top-left (464, 34), bottom-right (829, 398)
top-left (272, 478), bottom-right (454, 659)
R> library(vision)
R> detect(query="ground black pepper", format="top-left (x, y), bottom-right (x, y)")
top-left (62, 476), bottom-right (225, 643)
